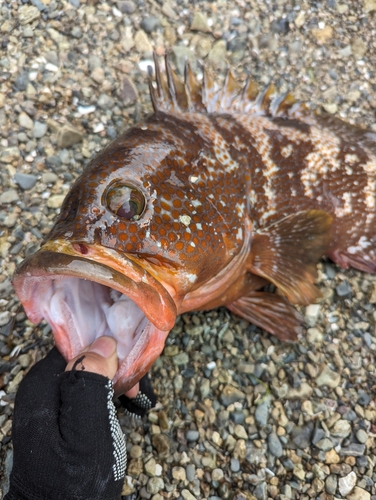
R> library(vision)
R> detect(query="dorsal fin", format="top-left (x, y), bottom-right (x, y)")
top-left (148, 53), bottom-right (307, 119)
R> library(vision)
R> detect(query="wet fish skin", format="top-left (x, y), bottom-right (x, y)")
top-left (13, 56), bottom-right (376, 394)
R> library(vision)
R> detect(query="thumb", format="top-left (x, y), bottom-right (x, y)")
top-left (65, 336), bottom-right (118, 380)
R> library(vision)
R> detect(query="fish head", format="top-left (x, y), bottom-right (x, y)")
top-left (13, 112), bottom-right (247, 395)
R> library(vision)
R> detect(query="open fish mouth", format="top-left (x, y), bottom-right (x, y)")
top-left (12, 249), bottom-right (177, 395)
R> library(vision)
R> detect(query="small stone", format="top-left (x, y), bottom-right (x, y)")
top-left (19, 5), bottom-right (40, 25)
top-left (97, 94), bottom-right (114, 110)
top-left (18, 112), bottom-right (34, 129)
top-left (316, 365), bottom-right (341, 388)
top-left (186, 464), bottom-right (195, 482)
top-left (268, 432), bottom-right (283, 457)
top-left (311, 26), bottom-right (333, 44)
top-left (42, 172), bottom-right (58, 184)
top-left (208, 40), bottom-right (227, 70)
top-left (339, 443), bottom-right (366, 457)
top-left (147, 477), bottom-right (164, 494)
top-left (238, 362), bottom-right (255, 374)
top-left (7, 371), bottom-right (24, 393)
top-left (234, 424), bottom-right (248, 440)
top-left (325, 474), bottom-right (338, 495)
top-left (305, 304), bottom-right (321, 326)
top-left (254, 397), bottom-right (270, 426)
top-left (220, 385), bottom-right (246, 407)
top-left (91, 67), bottom-right (105, 85)
top-left (352, 38), bottom-right (367, 59)
top-left (130, 445), bottom-right (142, 459)
top-left (181, 490), bottom-right (196, 500)
top-left (196, 37), bottom-right (212, 58)
top-left (57, 124), bottom-right (84, 148)
top-left (0, 147), bottom-right (21, 163)
top-left (191, 12), bottom-right (211, 32)
top-left (0, 189), bottom-right (19, 204)
top-left (119, 76), bottom-right (138, 106)
top-left (293, 464), bottom-right (305, 480)
top-left (145, 457), bottom-right (157, 477)
top-left (315, 438), bottom-right (333, 451)
top-left (336, 280), bottom-right (352, 297)
top-left (347, 487), bottom-right (370, 500)
top-left (339, 471), bottom-right (357, 497)
top-left (172, 353), bottom-right (189, 366)
top-left (212, 468), bottom-right (224, 481)
top-left (330, 419), bottom-right (351, 438)
top-left (14, 173), bottom-right (38, 190)
top-left (287, 382), bottom-right (313, 399)
top-left (186, 430), bottom-right (199, 442)
top-left (295, 11), bottom-right (305, 28)
top-left (325, 449), bottom-right (340, 464)
top-left (33, 121), bottom-right (48, 138)
top-left (117, 1), bottom-right (136, 14)
top-left (135, 30), bottom-right (153, 53)
top-left (172, 466), bottom-right (186, 481)
top-left (356, 429), bottom-right (368, 444)
top-left (47, 195), bottom-right (65, 209)
top-left (0, 311), bottom-right (11, 326)
top-left (140, 16), bottom-right (160, 34)
top-left (231, 458), bottom-right (240, 472)
top-left (306, 327), bottom-right (323, 343)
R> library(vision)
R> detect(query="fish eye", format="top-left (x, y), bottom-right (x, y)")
top-left (105, 183), bottom-right (145, 221)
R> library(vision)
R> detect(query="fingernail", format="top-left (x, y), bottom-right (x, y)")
top-left (87, 336), bottom-right (117, 358)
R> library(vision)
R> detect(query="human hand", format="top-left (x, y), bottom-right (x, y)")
top-left (5, 337), bottom-right (126, 500)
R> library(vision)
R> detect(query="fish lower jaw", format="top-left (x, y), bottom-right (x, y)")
top-left (15, 275), bottom-right (169, 395)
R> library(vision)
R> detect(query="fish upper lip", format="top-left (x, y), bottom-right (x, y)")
top-left (12, 249), bottom-right (177, 332)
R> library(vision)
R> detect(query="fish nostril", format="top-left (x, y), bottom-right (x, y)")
top-left (72, 243), bottom-right (89, 255)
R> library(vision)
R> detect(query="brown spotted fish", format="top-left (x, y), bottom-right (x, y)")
top-left (13, 55), bottom-right (376, 396)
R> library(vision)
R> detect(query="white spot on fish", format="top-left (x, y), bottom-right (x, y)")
top-left (179, 215), bottom-right (191, 226)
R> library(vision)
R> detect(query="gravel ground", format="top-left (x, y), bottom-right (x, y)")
top-left (1, 1), bottom-right (376, 499)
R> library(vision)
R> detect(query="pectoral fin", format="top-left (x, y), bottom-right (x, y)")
top-left (227, 291), bottom-right (303, 341)
top-left (248, 210), bottom-right (332, 305)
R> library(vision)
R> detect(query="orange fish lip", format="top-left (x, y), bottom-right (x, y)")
top-left (13, 243), bottom-right (177, 394)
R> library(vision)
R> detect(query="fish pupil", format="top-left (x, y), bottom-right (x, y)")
top-left (106, 183), bottom-right (145, 221)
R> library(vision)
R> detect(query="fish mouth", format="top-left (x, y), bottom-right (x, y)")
top-left (12, 246), bottom-right (177, 395)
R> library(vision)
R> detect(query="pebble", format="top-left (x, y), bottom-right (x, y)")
top-left (33, 121), bottom-right (48, 138)
top-left (14, 173), bottom-right (38, 190)
top-left (186, 430), bottom-right (199, 442)
top-left (56, 124), bottom-right (84, 148)
top-left (267, 432), bottom-right (283, 457)
top-left (145, 457), bottom-right (157, 477)
top-left (325, 474), bottom-right (338, 495)
top-left (330, 419), bottom-right (351, 438)
top-left (336, 280), bottom-right (352, 297)
top-left (347, 487), bottom-right (371, 500)
top-left (191, 12), bottom-right (210, 32)
top-left (147, 477), bottom-right (164, 494)
top-left (339, 471), bottom-right (357, 497)
top-left (220, 385), bottom-right (246, 407)
top-left (339, 443), bottom-right (366, 457)
top-left (181, 490), bottom-right (196, 500)
top-left (0, 189), bottom-right (19, 204)
top-left (234, 424), bottom-right (248, 440)
top-left (356, 429), bottom-right (368, 444)
top-left (140, 16), bottom-right (160, 34)
top-left (254, 398), bottom-right (270, 426)
top-left (315, 365), bottom-right (341, 388)
top-left (186, 464), bottom-right (195, 482)
top-left (18, 112), bottom-right (34, 130)
top-left (0, 147), bottom-right (21, 163)
top-left (47, 195), bottom-right (65, 209)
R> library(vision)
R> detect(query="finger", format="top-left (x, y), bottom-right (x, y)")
top-left (65, 336), bottom-right (118, 380)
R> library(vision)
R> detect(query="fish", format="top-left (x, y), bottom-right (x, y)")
top-left (12, 55), bottom-right (376, 397)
